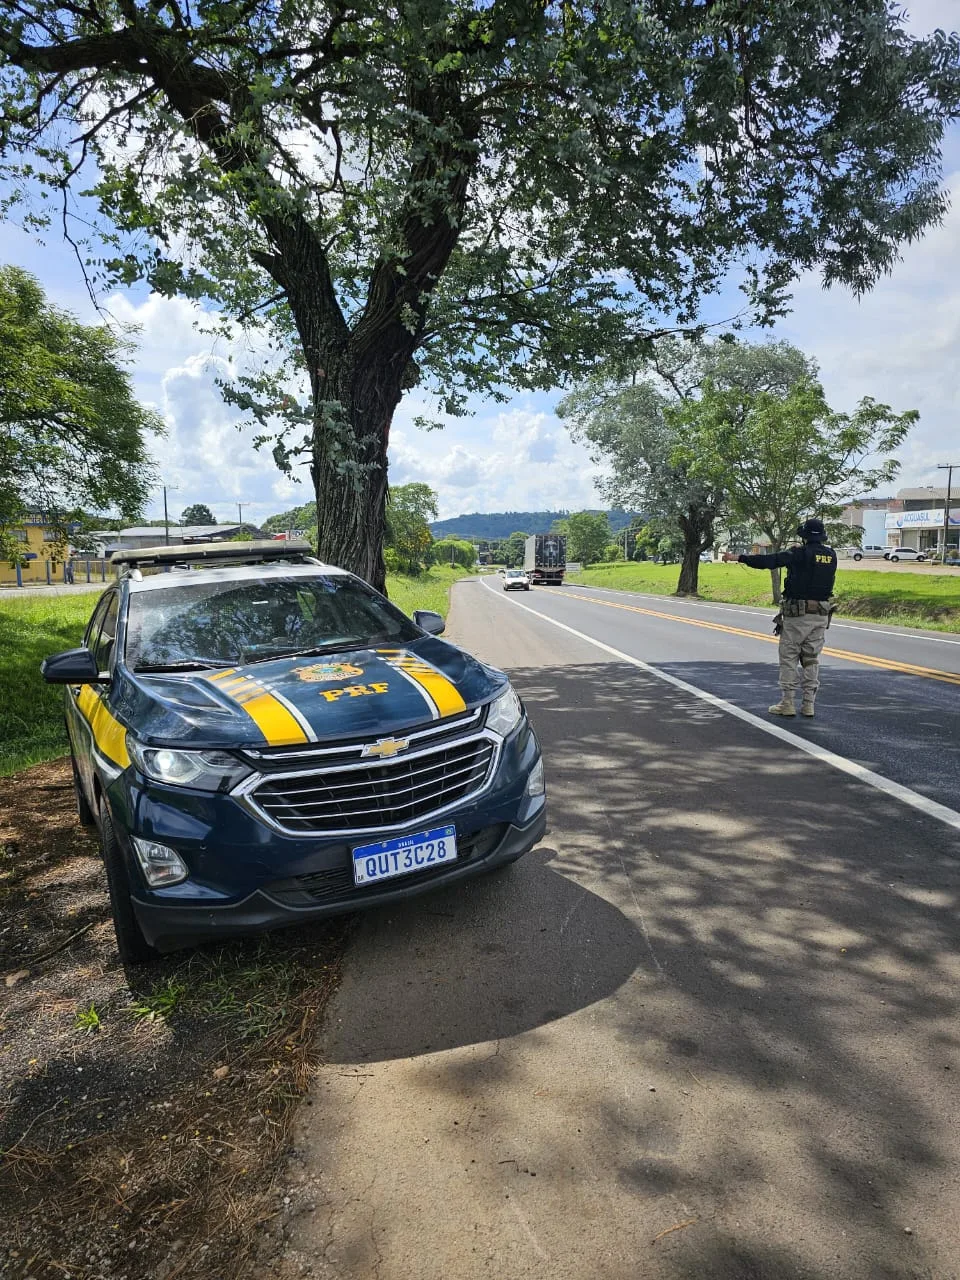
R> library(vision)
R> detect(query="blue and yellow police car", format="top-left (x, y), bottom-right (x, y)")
top-left (41, 542), bottom-right (546, 964)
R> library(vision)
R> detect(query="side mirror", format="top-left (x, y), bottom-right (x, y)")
top-left (413, 610), bottom-right (445, 637)
top-left (41, 647), bottom-right (105, 684)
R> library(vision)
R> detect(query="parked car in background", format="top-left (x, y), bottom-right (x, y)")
top-left (884, 548), bottom-right (927, 562)
top-left (503, 569), bottom-right (531, 591)
top-left (850, 545), bottom-right (888, 560)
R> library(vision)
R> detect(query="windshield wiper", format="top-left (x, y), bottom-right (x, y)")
top-left (242, 639), bottom-right (368, 664)
top-left (134, 659), bottom-right (233, 673)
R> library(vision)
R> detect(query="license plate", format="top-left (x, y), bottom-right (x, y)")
top-left (352, 825), bottom-right (458, 886)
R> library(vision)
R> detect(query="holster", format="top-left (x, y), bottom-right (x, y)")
top-left (772, 612), bottom-right (783, 637)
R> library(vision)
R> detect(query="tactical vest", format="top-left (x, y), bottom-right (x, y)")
top-left (782, 542), bottom-right (837, 601)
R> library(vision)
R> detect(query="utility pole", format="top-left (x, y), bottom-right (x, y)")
top-left (237, 502), bottom-right (244, 528)
top-left (937, 464), bottom-right (958, 557)
top-left (162, 484), bottom-right (179, 545)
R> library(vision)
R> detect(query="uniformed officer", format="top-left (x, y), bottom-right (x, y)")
top-left (722, 518), bottom-right (838, 718)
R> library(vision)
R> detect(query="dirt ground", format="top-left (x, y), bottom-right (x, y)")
top-left (0, 758), bottom-right (352, 1280)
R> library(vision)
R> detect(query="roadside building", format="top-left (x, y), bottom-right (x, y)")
top-left (0, 512), bottom-right (75, 585)
top-left (884, 487), bottom-right (960, 554)
top-left (2, 520), bottom-right (265, 586)
top-left (105, 522), bottom-right (264, 553)
top-left (839, 497), bottom-right (893, 548)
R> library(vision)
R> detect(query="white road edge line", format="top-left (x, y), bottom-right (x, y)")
top-left (568, 582), bottom-right (960, 645)
top-left (479, 578), bottom-right (960, 834)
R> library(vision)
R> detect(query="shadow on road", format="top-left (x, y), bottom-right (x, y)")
top-left (312, 662), bottom-right (960, 1278)
top-left (325, 842), bottom-right (645, 1062)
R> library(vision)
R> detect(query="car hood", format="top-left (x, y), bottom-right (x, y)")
top-left (118, 637), bottom-right (507, 750)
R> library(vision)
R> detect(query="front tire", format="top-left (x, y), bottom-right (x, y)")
top-left (98, 798), bottom-right (159, 967)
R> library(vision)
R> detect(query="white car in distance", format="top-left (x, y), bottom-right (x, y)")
top-left (849, 545), bottom-right (888, 560)
top-left (885, 547), bottom-right (928, 562)
top-left (502, 569), bottom-right (531, 592)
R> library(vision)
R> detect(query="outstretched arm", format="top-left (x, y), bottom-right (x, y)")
top-left (722, 549), bottom-right (797, 569)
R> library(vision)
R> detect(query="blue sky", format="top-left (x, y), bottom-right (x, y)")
top-left (3, 0), bottom-right (959, 526)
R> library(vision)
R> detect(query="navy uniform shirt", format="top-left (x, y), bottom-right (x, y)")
top-left (738, 541), bottom-right (837, 601)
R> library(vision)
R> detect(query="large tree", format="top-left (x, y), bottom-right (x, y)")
top-left (673, 379), bottom-right (916, 601)
top-left (564, 511), bottom-right (611, 567)
top-left (180, 502), bottom-right (215, 526)
top-left (0, 5), bottom-right (958, 590)
top-left (384, 481), bottom-right (437, 574)
top-left (0, 265), bottom-right (159, 559)
top-left (559, 337), bottom-right (815, 593)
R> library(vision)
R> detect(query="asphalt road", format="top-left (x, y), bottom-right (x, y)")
top-left (507, 578), bottom-right (960, 816)
top-left (283, 578), bottom-right (960, 1280)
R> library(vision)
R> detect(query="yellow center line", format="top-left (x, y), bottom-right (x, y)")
top-left (561, 591), bottom-right (960, 688)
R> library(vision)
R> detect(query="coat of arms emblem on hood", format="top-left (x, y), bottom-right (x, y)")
top-left (292, 662), bottom-right (365, 683)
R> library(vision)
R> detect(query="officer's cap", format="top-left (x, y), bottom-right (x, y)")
top-left (797, 517), bottom-right (826, 539)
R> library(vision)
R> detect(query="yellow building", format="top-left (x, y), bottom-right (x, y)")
top-left (0, 513), bottom-right (104, 586)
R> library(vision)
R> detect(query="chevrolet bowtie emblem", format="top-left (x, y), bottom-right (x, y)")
top-left (361, 736), bottom-right (411, 759)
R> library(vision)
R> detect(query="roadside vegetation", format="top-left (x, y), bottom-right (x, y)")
top-left (568, 561), bottom-right (960, 633)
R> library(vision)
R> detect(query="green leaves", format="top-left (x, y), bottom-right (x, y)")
top-left (0, 1), bottom-right (954, 584)
top-left (0, 265), bottom-right (159, 555)
top-left (385, 482), bottom-right (439, 573)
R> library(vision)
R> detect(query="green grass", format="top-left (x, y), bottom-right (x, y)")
top-left (568, 561), bottom-right (960, 632)
top-left (0, 566), bottom-right (473, 777)
top-left (384, 562), bottom-right (474, 618)
top-left (0, 591), bottom-right (103, 776)
top-left (74, 1003), bottom-right (102, 1034)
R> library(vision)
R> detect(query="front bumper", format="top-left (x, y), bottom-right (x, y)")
top-left (131, 801), bottom-right (545, 952)
top-left (114, 717), bottom-right (544, 953)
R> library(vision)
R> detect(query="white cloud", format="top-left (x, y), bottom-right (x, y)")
top-left (388, 405), bottom-right (600, 519)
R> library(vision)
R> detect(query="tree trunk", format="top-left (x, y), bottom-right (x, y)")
top-left (676, 541), bottom-right (701, 595)
top-left (769, 566), bottom-right (782, 605)
top-left (309, 353), bottom-right (405, 596)
top-left (676, 508), bottom-right (716, 595)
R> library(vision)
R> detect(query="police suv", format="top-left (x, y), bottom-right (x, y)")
top-left (42, 542), bottom-right (546, 964)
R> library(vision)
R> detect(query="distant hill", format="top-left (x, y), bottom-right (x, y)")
top-left (430, 509), bottom-right (638, 540)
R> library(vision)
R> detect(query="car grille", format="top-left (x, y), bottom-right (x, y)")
top-left (264, 824), bottom-right (508, 906)
top-left (248, 734), bottom-right (497, 835)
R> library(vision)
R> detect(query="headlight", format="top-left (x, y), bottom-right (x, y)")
top-left (127, 737), bottom-right (252, 792)
top-left (485, 685), bottom-right (523, 737)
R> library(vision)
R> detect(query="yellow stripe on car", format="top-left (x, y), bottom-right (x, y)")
top-left (77, 685), bottom-right (131, 768)
top-left (202, 671), bottom-right (311, 745)
top-left (377, 650), bottom-right (468, 719)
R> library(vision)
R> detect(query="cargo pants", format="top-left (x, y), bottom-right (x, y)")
top-left (778, 611), bottom-right (828, 702)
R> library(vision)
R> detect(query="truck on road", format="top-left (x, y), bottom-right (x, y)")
top-left (524, 533), bottom-right (566, 585)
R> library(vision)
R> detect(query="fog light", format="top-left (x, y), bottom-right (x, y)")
top-left (525, 758), bottom-right (545, 797)
top-left (131, 836), bottom-right (189, 888)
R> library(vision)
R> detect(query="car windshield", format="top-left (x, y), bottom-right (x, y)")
top-left (125, 574), bottom-right (421, 671)
top-left (506, 570), bottom-right (524, 578)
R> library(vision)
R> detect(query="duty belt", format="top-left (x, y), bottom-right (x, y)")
top-left (782, 598), bottom-right (830, 616)
top-left (781, 598), bottom-right (836, 620)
